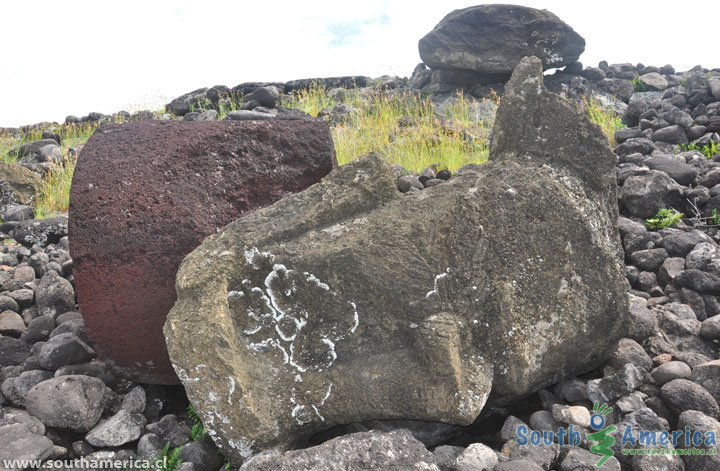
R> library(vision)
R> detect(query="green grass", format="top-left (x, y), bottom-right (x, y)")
top-left (0, 123), bottom-right (97, 217)
top-left (681, 141), bottom-right (720, 159)
top-left (0, 81), bottom-right (634, 222)
top-left (584, 96), bottom-right (625, 146)
top-left (283, 85), bottom-right (496, 172)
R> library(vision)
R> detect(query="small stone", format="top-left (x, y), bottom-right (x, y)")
top-left (0, 336), bottom-right (32, 367)
top-left (12, 266), bottom-right (35, 283)
top-left (650, 361), bottom-right (691, 386)
top-left (500, 415), bottom-right (528, 443)
top-left (146, 415), bottom-right (192, 448)
top-left (554, 378), bottom-right (587, 402)
top-left (35, 271), bottom-right (75, 319)
top-left (453, 443), bottom-right (498, 471)
top-left (609, 338), bottom-right (653, 371)
top-left (689, 360), bottom-right (720, 403)
top-left (560, 447), bottom-right (620, 470)
top-left (629, 248), bottom-right (668, 272)
top-left (25, 375), bottom-right (109, 433)
top-left (21, 315), bottom-right (55, 343)
top-left (0, 423), bottom-right (55, 464)
top-left (137, 432), bottom-right (164, 459)
top-left (0, 370), bottom-right (53, 407)
top-left (700, 314), bottom-right (720, 339)
top-left (493, 460), bottom-right (544, 471)
top-left (120, 385), bottom-right (146, 414)
top-left (586, 364), bottom-right (649, 403)
top-left (660, 379), bottom-right (720, 418)
top-left (0, 311), bottom-right (26, 337)
top-left (551, 404), bottom-right (590, 428)
top-left (529, 410), bottom-right (562, 433)
top-left (39, 333), bottom-right (95, 370)
top-left (397, 175), bottom-right (424, 192)
top-left (432, 445), bottom-right (463, 471)
top-left (85, 409), bottom-right (147, 447)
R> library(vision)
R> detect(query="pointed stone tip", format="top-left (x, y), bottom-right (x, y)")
top-left (505, 56), bottom-right (545, 97)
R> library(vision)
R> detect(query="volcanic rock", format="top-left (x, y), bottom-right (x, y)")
top-left (164, 57), bottom-right (627, 462)
top-left (70, 120), bottom-right (337, 384)
top-left (419, 5), bottom-right (585, 75)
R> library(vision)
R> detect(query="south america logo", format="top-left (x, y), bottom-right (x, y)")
top-left (588, 401), bottom-right (616, 467)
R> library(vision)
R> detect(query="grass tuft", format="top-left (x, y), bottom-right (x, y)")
top-left (284, 85), bottom-right (497, 172)
top-left (584, 96), bottom-right (625, 146)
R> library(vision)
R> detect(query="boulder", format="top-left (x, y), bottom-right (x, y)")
top-left (25, 375), bottom-right (110, 433)
top-left (165, 57), bottom-right (627, 462)
top-left (0, 163), bottom-right (43, 218)
top-left (419, 5), bottom-right (585, 75)
top-left (70, 120), bottom-right (337, 384)
top-left (238, 429), bottom-right (439, 471)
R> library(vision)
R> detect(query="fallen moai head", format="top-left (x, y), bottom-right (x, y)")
top-left (164, 57), bottom-right (629, 463)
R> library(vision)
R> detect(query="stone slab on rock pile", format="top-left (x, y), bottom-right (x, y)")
top-left (69, 120), bottom-right (337, 384)
top-left (418, 5), bottom-right (585, 76)
top-left (164, 56), bottom-right (628, 463)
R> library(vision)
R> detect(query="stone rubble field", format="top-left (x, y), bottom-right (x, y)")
top-left (1, 4), bottom-right (720, 471)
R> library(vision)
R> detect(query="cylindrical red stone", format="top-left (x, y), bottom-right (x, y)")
top-left (69, 120), bottom-right (337, 384)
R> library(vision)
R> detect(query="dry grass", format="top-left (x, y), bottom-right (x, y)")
top-left (285, 85), bottom-right (498, 172)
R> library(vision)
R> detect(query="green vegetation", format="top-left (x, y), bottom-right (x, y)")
top-left (681, 141), bottom-right (720, 159)
top-left (284, 84), bottom-right (497, 172)
top-left (0, 123), bottom-right (97, 218)
top-left (187, 404), bottom-right (210, 441)
top-left (0, 80), bottom-right (647, 221)
top-left (632, 76), bottom-right (648, 92)
top-left (645, 208), bottom-right (683, 229)
top-left (155, 443), bottom-right (183, 471)
top-left (584, 96), bottom-right (625, 146)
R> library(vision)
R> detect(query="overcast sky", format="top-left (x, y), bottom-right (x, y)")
top-left (1, 1), bottom-right (718, 128)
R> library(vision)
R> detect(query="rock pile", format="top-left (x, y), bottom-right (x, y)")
top-left (0, 234), bottom-right (228, 469)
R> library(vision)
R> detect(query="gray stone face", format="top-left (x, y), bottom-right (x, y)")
top-left (85, 409), bottom-right (147, 447)
top-left (419, 5), bottom-right (584, 74)
top-left (165, 57), bottom-right (627, 462)
top-left (25, 375), bottom-right (109, 433)
top-left (238, 430), bottom-right (439, 471)
top-left (0, 423), bottom-right (55, 465)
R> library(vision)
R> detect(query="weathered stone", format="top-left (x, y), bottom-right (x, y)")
top-left (619, 171), bottom-right (684, 219)
top-left (35, 271), bottom-right (75, 320)
top-left (676, 411), bottom-right (720, 470)
top-left (660, 379), bottom-right (720, 418)
top-left (25, 375), bottom-right (109, 433)
top-left (177, 439), bottom-right (224, 471)
top-left (0, 423), bottom-right (55, 466)
top-left (39, 333), bottom-right (95, 370)
top-left (70, 120), bottom-right (337, 384)
top-left (419, 5), bottom-right (584, 73)
top-left (13, 218), bottom-right (67, 247)
top-left (0, 163), bottom-right (43, 217)
top-left (453, 443), bottom-right (498, 471)
top-left (165, 57), bottom-right (627, 461)
top-left (0, 336), bottom-right (32, 367)
top-left (85, 409), bottom-right (147, 447)
top-left (238, 429), bottom-right (439, 471)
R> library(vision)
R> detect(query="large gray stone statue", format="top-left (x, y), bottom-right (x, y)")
top-left (164, 56), bottom-right (628, 463)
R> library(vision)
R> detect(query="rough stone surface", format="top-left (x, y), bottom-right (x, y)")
top-left (238, 430), bottom-right (440, 471)
top-left (70, 120), bottom-right (337, 384)
top-left (453, 443), bottom-right (497, 471)
top-left (419, 5), bottom-right (585, 74)
top-left (13, 218), bottom-right (68, 248)
top-left (85, 409), bottom-right (147, 447)
top-left (165, 57), bottom-right (627, 462)
top-left (35, 271), bottom-right (75, 319)
top-left (25, 375), bottom-right (109, 433)
top-left (0, 163), bottom-right (43, 216)
top-left (0, 423), bottom-right (55, 466)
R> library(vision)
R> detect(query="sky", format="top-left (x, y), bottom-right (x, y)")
top-left (1, 1), bottom-right (719, 128)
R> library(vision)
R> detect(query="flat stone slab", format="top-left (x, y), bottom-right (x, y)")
top-left (70, 120), bottom-right (336, 384)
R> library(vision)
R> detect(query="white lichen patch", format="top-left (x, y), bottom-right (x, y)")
top-left (228, 259), bottom-right (360, 428)
top-left (426, 268), bottom-right (450, 299)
